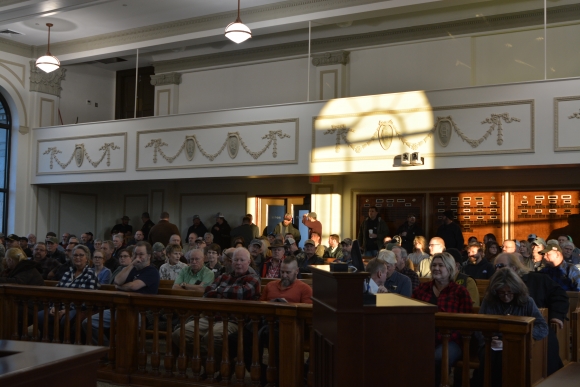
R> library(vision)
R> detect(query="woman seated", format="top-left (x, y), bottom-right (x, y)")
top-left (471, 268), bottom-right (548, 387)
top-left (37, 245), bottom-right (99, 341)
top-left (205, 243), bottom-right (223, 275)
top-left (0, 247), bottom-right (44, 285)
top-left (92, 250), bottom-right (111, 285)
top-left (412, 252), bottom-right (473, 386)
top-left (408, 236), bottom-right (429, 272)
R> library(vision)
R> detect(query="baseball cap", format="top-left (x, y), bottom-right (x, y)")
top-left (308, 212), bottom-right (318, 219)
top-left (341, 238), bottom-right (353, 246)
top-left (195, 237), bottom-right (204, 243)
top-left (527, 234), bottom-right (537, 241)
top-left (193, 215), bottom-right (200, 220)
top-left (532, 237), bottom-right (547, 248)
top-left (6, 234), bottom-right (19, 242)
top-left (541, 242), bottom-right (562, 254)
top-left (46, 236), bottom-right (58, 244)
top-left (446, 248), bottom-right (464, 265)
top-left (152, 242), bottom-right (165, 252)
top-left (250, 239), bottom-right (262, 246)
top-left (216, 212), bottom-right (224, 218)
top-left (377, 250), bottom-right (396, 265)
top-left (304, 239), bottom-right (315, 246)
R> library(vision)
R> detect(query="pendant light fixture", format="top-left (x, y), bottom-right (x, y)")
top-left (36, 23), bottom-right (60, 73)
top-left (225, 0), bottom-right (251, 44)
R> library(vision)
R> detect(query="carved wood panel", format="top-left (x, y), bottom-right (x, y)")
top-left (356, 194), bottom-right (425, 238)
top-left (511, 191), bottom-right (580, 241)
top-left (429, 192), bottom-right (503, 243)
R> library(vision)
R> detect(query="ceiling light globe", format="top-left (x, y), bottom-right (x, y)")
top-left (36, 55), bottom-right (60, 73)
top-left (225, 21), bottom-right (251, 44)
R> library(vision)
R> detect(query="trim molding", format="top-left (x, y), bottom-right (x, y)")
top-left (0, 59), bottom-right (25, 87)
top-left (0, 36), bottom-right (33, 58)
top-left (554, 96), bottom-right (580, 152)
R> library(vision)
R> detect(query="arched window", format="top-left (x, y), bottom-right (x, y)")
top-left (0, 93), bottom-right (11, 234)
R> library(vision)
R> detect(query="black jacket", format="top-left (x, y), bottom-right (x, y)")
top-left (186, 222), bottom-right (208, 241)
top-left (211, 220), bottom-right (231, 250)
top-left (463, 259), bottom-right (495, 280)
top-left (522, 272), bottom-right (569, 322)
top-left (0, 260), bottom-right (45, 286)
top-left (436, 221), bottom-right (464, 250)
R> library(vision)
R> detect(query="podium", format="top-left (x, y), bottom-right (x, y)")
top-left (310, 265), bottom-right (438, 387)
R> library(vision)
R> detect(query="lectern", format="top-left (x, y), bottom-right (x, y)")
top-left (310, 265), bottom-right (438, 387)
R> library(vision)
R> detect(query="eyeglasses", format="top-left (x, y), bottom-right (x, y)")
top-left (73, 254), bottom-right (86, 258)
top-left (495, 263), bottom-right (507, 269)
top-left (93, 256), bottom-right (104, 260)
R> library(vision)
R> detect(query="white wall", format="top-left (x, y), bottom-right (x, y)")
top-left (59, 63), bottom-right (115, 125)
top-left (178, 58), bottom-right (308, 113)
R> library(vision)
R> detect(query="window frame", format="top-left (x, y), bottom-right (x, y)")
top-left (0, 93), bottom-right (11, 234)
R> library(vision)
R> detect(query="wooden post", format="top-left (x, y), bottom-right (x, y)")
top-left (114, 294), bottom-right (138, 376)
top-left (278, 308), bottom-right (302, 387)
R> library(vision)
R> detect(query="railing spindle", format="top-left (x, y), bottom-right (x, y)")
top-left (97, 306), bottom-right (104, 346)
top-left (74, 308), bottom-right (82, 345)
top-left (483, 334), bottom-right (492, 387)
top-left (206, 313), bottom-right (216, 381)
top-left (138, 309), bottom-right (147, 374)
top-left (461, 331), bottom-right (471, 387)
top-left (20, 301), bottom-right (29, 341)
top-left (266, 316), bottom-right (277, 387)
top-left (11, 299), bottom-right (19, 340)
top-left (85, 303), bottom-right (92, 345)
top-left (164, 310), bottom-right (174, 377)
top-left (440, 330), bottom-right (450, 387)
top-left (52, 304), bottom-right (60, 343)
top-left (308, 321), bottom-right (314, 387)
top-left (191, 312), bottom-right (202, 381)
top-left (176, 311), bottom-right (187, 379)
top-left (42, 302), bottom-right (50, 342)
top-left (62, 302), bottom-right (71, 344)
top-left (151, 309), bottom-right (160, 376)
top-left (32, 302), bottom-right (39, 341)
top-left (251, 316), bottom-right (261, 385)
top-left (235, 315), bottom-right (245, 386)
top-left (221, 317), bottom-right (231, 384)
top-left (109, 304), bottom-right (116, 368)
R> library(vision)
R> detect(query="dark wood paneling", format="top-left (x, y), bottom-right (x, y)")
top-left (115, 66), bottom-right (155, 120)
top-left (356, 194), bottom-right (425, 237)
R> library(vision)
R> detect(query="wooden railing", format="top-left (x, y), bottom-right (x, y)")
top-left (435, 312), bottom-right (538, 387)
top-left (0, 284), bottom-right (313, 387)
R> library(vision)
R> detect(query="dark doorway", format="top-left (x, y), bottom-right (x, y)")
top-left (115, 66), bottom-right (155, 119)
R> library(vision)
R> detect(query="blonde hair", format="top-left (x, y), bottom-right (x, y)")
top-left (3, 248), bottom-right (27, 269)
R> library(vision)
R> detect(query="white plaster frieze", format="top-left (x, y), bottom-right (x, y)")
top-left (311, 51), bottom-right (349, 67)
top-left (150, 72), bottom-right (182, 86)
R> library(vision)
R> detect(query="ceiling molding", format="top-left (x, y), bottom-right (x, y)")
top-left (154, 5), bottom-right (565, 74)
top-left (0, 36), bottom-right (32, 58)
top-left (36, 0), bottom-right (386, 57)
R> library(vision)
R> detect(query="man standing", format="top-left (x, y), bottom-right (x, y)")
top-left (274, 213), bottom-right (301, 243)
top-left (463, 243), bottom-right (495, 279)
top-left (302, 212), bottom-right (322, 240)
top-left (186, 215), bottom-right (208, 242)
top-left (418, 237), bottom-right (445, 277)
top-left (171, 247), bottom-right (260, 366)
top-left (245, 214), bottom-right (261, 240)
top-left (112, 215), bottom-right (132, 236)
top-left (357, 206), bottom-right (389, 257)
top-left (148, 212), bottom-right (180, 245)
top-left (540, 242), bottom-right (580, 291)
top-left (392, 246), bottom-right (419, 290)
top-left (376, 250), bottom-right (412, 296)
top-left (173, 249), bottom-right (215, 291)
top-left (323, 234), bottom-right (343, 261)
top-left (396, 214), bottom-right (424, 253)
top-left (211, 213), bottom-right (231, 250)
top-left (230, 216), bottom-right (255, 247)
top-left (83, 241), bottom-right (160, 345)
top-left (436, 210), bottom-right (464, 250)
top-left (45, 236), bottom-right (66, 264)
top-left (141, 212), bottom-right (155, 240)
top-left (296, 239), bottom-right (324, 273)
top-left (502, 239), bottom-right (517, 253)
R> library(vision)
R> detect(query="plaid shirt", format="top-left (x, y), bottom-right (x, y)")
top-left (204, 270), bottom-right (261, 300)
top-left (413, 280), bottom-right (473, 346)
top-left (397, 266), bottom-right (420, 290)
top-left (540, 260), bottom-right (580, 291)
top-left (55, 265), bottom-right (99, 310)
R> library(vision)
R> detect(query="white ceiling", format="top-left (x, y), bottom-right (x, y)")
top-left (0, 0), bottom-right (289, 45)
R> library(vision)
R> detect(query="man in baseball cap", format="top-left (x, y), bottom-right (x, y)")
top-left (530, 237), bottom-right (547, 270)
top-left (540, 242), bottom-right (580, 291)
top-left (296, 239), bottom-right (323, 273)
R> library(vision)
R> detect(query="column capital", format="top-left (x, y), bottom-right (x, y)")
top-left (29, 61), bottom-right (67, 97)
top-left (311, 50), bottom-right (350, 67)
top-left (150, 72), bottom-right (182, 86)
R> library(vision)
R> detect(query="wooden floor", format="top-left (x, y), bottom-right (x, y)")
top-left (535, 362), bottom-right (580, 387)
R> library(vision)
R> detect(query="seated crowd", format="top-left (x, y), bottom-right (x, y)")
top-left (0, 209), bottom-right (578, 385)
